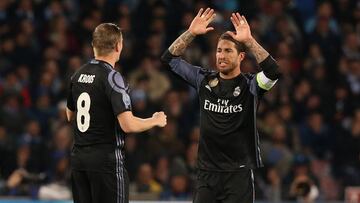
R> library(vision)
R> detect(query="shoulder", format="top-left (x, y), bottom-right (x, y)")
top-left (107, 69), bottom-right (127, 93)
top-left (242, 73), bottom-right (255, 79)
top-left (70, 63), bottom-right (89, 81)
top-left (200, 67), bottom-right (217, 76)
top-left (200, 68), bottom-right (217, 84)
top-left (241, 73), bottom-right (256, 82)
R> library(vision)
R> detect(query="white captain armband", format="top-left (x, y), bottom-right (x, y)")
top-left (256, 71), bottom-right (278, 91)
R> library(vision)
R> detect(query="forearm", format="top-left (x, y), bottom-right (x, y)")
top-left (245, 37), bottom-right (269, 63)
top-left (245, 37), bottom-right (281, 80)
top-left (118, 112), bottom-right (157, 133)
top-left (168, 30), bottom-right (195, 56)
top-left (126, 116), bottom-right (157, 133)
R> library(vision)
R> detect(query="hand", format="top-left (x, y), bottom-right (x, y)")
top-left (188, 8), bottom-right (216, 36)
top-left (227, 13), bottom-right (252, 43)
top-left (152, 111), bottom-right (167, 127)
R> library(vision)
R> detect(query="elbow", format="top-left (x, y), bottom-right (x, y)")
top-left (263, 67), bottom-right (281, 80)
top-left (261, 56), bottom-right (282, 80)
top-left (119, 123), bottom-right (134, 133)
top-left (66, 108), bottom-right (75, 122)
top-left (118, 111), bottom-right (139, 133)
top-left (161, 49), bottom-right (175, 64)
top-left (119, 119), bottom-right (140, 133)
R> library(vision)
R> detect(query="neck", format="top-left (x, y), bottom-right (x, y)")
top-left (219, 67), bottom-right (241, 79)
top-left (95, 55), bottom-right (117, 68)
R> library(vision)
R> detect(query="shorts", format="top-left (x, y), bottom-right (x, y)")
top-left (193, 169), bottom-right (254, 203)
top-left (71, 168), bottom-right (129, 203)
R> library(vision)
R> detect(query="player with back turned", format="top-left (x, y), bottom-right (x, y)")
top-left (161, 8), bottom-right (281, 202)
top-left (66, 23), bottom-right (167, 203)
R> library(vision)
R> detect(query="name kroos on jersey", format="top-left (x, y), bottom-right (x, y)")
top-left (78, 74), bottom-right (95, 83)
top-left (204, 100), bottom-right (243, 113)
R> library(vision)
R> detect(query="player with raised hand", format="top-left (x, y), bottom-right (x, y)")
top-left (161, 9), bottom-right (281, 203)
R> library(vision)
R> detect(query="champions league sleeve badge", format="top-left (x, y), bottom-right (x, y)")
top-left (233, 86), bottom-right (241, 97)
top-left (209, 78), bottom-right (219, 87)
top-left (123, 93), bottom-right (131, 108)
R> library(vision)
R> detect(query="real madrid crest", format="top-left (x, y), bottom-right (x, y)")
top-left (233, 86), bottom-right (241, 97)
top-left (209, 78), bottom-right (219, 87)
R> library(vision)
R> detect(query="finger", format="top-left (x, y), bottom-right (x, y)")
top-left (232, 13), bottom-right (240, 26)
top-left (236, 13), bottom-right (245, 25)
top-left (241, 15), bottom-right (249, 25)
top-left (196, 8), bottom-right (204, 17)
top-left (207, 13), bottom-right (216, 23)
top-left (230, 16), bottom-right (239, 27)
top-left (205, 9), bottom-right (214, 20)
top-left (205, 27), bottom-right (214, 32)
top-left (226, 31), bottom-right (236, 39)
top-left (202, 8), bottom-right (211, 17)
top-left (231, 13), bottom-right (240, 26)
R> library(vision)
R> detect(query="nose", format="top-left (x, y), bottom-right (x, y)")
top-left (217, 51), bottom-right (225, 59)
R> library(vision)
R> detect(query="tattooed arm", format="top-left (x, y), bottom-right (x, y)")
top-left (161, 8), bottom-right (216, 89)
top-left (227, 12), bottom-right (281, 88)
top-left (244, 37), bottom-right (269, 63)
top-left (168, 30), bottom-right (196, 56)
top-left (227, 12), bottom-right (270, 63)
top-left (168, 7), bottom-right (216, 56)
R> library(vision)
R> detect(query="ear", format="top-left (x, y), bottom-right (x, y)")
top-left (239, 52), bottom-right (245, 61)
top-left (115, 41), bottom-right (122, 52)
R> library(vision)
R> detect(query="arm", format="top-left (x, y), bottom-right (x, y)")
top-left (66, 108), bottom-right (75, 122)
top-left (117, 111), bottom-right (166, 133)
top-left (66, 79), bottom-right (75, 122)
top-left (227, 13), bottom-right (281, 91)
top-left (106, 70), bottom-right (167, 133)
top-left (244, 37), bottom-right (269, 64)
top-left (227, 13), bottom-right (269, 63)
top-left (167, 8), bottom-right (216, 56)
top-left (161, 8), bottom-right (216, 89)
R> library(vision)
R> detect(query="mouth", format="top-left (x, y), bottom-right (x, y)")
top-left (218, 61), bottom-right (228, 68)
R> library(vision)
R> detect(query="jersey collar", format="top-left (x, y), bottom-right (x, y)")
top-left (90, 59), bottom-right (114, 70)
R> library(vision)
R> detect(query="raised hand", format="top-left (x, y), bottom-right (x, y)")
top-left (152, 111), bottom-right (167, 127)
top-left (227, 13), bottom-right (252, 43)
top-left (188, 8), bottom-right (216, 36)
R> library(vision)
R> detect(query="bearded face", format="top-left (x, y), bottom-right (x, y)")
top-left (216, 39), bottom-right (244, 76)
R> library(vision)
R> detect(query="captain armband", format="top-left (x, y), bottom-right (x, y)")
top-left (256, 71), bottom-right (278, 91)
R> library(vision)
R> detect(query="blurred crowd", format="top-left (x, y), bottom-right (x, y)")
top-left (0, 0), bottom-right (359, 201)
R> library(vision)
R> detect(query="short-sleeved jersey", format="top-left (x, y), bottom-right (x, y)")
top-left (66, 59), bottom-right (131, 172)
top-left (167, 56), bottom-right (278, 171)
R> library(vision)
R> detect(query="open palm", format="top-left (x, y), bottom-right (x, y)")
top-left (188, 8), bottom-right (216, 36)
top-left (227, 13), bottom-right (252, 42)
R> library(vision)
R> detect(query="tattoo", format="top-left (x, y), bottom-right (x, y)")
top-left (245, 38), bottom-right (269, 63)
top-left (169, 30), bottom-right (195, 56)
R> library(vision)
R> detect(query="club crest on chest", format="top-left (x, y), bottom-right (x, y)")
top-left (233, 86), bottom-right (241, 97)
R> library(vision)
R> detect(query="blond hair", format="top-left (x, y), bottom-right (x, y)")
top-left (92, 23), bottom-right (122, 56)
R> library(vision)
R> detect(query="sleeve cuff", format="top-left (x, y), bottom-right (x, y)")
top-left (161, 49), bottom-right (178, 64)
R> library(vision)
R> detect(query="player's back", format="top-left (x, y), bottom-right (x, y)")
top-left (69, 59), bottom-right (122, 147)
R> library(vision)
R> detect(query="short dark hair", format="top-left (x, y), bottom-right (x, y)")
top-left (92, 23), bottom-right (122, 56)
top-left (218, 32), bottom-right (247, 53)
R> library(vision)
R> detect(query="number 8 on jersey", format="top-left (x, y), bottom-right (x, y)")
top-left (77, 92), bottom-right (91, 132)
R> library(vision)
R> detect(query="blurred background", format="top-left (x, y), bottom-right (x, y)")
top-left (0, 0), bottom-right (359, 202)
